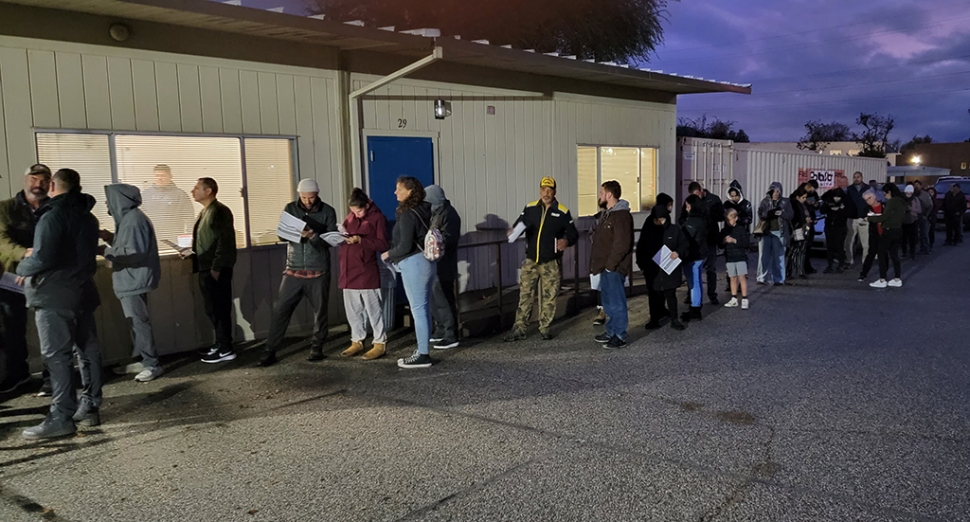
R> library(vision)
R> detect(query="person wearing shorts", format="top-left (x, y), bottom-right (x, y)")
top-left (720, 209), bottom-right (750, 310)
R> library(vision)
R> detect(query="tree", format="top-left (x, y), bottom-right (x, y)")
top-left (900, 135), bottom-right (932, 155)
top-left (796, 120), bottom-right (851, 152)
top-left (852, 113), bottom-right (897, 158)
top-left (307, 0), bottom-right (671, 61)
top-left (676, 115), bottom-right (750, 142)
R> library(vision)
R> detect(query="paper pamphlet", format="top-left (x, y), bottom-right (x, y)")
top-left (382, 256), bottom-right (401, 274)
top-left (508, 222), bottom-right (527, 243)
top-left (177, 234), bottom-right (193, 248)
top-left (652, 245), bottom-right (682, 275)
top-left (322, 231), bottom-right (348, 247)
top-left (161, 239), bottom-right (193, 254)
top-left (589, 272), bottom-right (600, 291)
top-left (0, 272), bottom-right (24, 294)
top-left (277, 212), bottom-right (307, 243)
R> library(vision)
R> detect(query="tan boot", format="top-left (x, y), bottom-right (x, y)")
top-left (341, 341), bottom-right (364, 358)
top-left (362, 343), bottom-right (385, 360)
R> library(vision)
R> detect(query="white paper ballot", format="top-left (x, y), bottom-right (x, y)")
top-left (277, 212), bottom-right (307, 243)
top-left (0, 272), bottom-right (24, 294)
top-left (652, 245), bottom-right (682, 275)
top-left (589, 272), bottom-right (601, 291)
top-left (322, 231), bottom-right (348, 247)
top-left (177, 234), bottom-right (193, 249)
top-left (508, 222), bottom-right (527, 243)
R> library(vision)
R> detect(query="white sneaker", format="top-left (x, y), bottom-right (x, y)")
top-left (869, 279), bottom-right (888, 289)
top-left (724, 297), bottom-right (739, 308)
top-left (135, 367), bottom-right (164, 382)
top-left (887, 278), bottom-right (903, 288)
top-left (741, 298), bottom-right (749, 310)
top-left (113, 361), bottom-right (147, 376)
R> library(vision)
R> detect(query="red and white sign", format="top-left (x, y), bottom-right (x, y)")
top-left (798, 168), bottom-right (847, 191)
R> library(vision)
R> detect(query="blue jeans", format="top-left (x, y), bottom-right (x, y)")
top-left (761, 233), bottom-right (785, 283)
top-left (599, 270), bottom-right (628, 341)
top-left (684, 260), bottom-right (705, 307)
top-left (398, 254), bottom-right (435, 355)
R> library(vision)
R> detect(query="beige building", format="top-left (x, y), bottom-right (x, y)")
top-left (0, 0), bottom-right (748, 362)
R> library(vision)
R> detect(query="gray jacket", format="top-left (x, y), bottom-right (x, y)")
top-left (104, 184), bottom-right (161, 298)
top-left (282, 199), bottom-right (337, 272)
top-left (916, 190), bottom-right (933, 219)
top-left (757, 181), bottom-right (795, 246)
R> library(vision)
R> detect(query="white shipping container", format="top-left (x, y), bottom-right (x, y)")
top-left (676, 137), bottom-right (734, 210)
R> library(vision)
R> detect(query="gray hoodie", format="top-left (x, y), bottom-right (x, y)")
top-left (757, 182), bottom-right (794, 245)
top-left (104, 184), bottom-right (161, 298)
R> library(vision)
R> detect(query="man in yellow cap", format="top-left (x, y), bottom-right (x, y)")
top-left (504, 177), bottom-right (578, 341)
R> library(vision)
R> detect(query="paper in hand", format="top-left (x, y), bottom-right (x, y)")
top-left (652, 245), bottom-right (682, 275)
top-left (161, 239), bottom-right (193, 254)
top-left (277, 212), bottom-right (306, 243)
top-left (508, 222), bottom-right (527, 243)
top-left (322, 231), bottom-right (348, 247)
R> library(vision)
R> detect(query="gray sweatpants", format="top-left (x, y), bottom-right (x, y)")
top-left (36, 308), bottom-right (77, 421)
top-left (343, 289), bottom-right (386, 344)
top-left (121, 294), bottom-right (158, 369)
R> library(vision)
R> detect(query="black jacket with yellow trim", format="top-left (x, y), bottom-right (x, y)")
top-left (513, 198), bottom-right (579, 264)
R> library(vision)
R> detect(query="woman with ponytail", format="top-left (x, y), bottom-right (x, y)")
top-left (338, 188), bottom-right (389, 360)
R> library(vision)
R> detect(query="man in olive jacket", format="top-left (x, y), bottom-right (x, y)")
top-left (186, 177), bottom-right (237, 364)
top-left (589, 180), bottom-right (634, 349)
top-left (259, 179), bottom-right (337, 366)
top-left (0, 164), bottom-right (50, 395)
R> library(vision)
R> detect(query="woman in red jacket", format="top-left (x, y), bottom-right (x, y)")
top-left (338, 188), bottom-right (389, 360)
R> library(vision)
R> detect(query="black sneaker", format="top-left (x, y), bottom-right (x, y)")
top-left (429, 332), bottom-right (446, 343)
top-left (0, 374), bottom-right (31, 394)
top-left (257, 350), bottom-right (277, 367)
top-left (644, 321), bottom-right (661, 330)
top-left (709, 296), bottom-right (720, 306)
top-left (306, 347), bottom-right (325, 362)
top-left (202, 348), bottom-right (237, 364)
top-left (603, 336), bottom-right (627, 349)
top-left (539, 331), bottom-right (554, 341)
top-left (197, 344), bottom-right (218, 356)
top-left (397, 352), bottom-right (433, 369)
top-left (433, 339), bottom-right (460, 350)
top-left (670, 320), bottom-right (687, 331)
top-left (593, 333), bottom-right (611, 344)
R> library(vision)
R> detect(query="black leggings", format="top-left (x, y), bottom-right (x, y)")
top-left (878, 228), bottom-right (903, 280)
top-left (648, 288), bottom-right (678, 323)
top-left (786, 240), bottom-right (808, 278)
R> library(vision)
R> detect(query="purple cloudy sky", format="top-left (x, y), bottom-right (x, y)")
top-left (227, 0), bottom-right (970, 143)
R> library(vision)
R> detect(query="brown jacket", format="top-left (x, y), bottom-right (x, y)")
top-left (589, 200), bottom-right (634, 277)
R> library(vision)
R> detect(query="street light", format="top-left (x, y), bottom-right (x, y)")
top-left (911, 155), bottom-right (921, 166)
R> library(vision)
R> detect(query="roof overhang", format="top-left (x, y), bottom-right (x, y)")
top-left (0, 0), bottom-right (752, 95)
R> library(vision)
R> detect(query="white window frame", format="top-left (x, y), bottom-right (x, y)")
top-left (576, 144), bottom-right (660, 217)
top-left (34, 129), bottom-right (299, 252)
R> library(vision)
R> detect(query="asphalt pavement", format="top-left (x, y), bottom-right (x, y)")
top-left (1, 244), bottom-right (969, 522)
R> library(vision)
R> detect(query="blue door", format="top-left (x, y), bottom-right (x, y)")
top-left (366, 136), bottom-right (435, 223)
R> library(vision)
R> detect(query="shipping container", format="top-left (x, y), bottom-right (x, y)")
top-left (675, 137), bottom-right (734, 212)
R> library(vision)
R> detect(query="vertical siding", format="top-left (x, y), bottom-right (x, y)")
top-left (0, 36), bottom-right (343, 363)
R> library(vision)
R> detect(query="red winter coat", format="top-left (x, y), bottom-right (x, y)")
top-left (338, 203), bottom-right (389, 290)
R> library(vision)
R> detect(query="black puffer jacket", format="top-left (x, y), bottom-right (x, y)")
top-left (682, 204), bottom-right (709, 262)
top-left (636, 206), bottom-right (688, 292)
top-left (723, 180), bottom-right (753, 229)
top-left (720, 224), bottom-right (750, 263)
top-left (387, 201), bottom-right (432, 264)
top-left (820, 188), bottom-right (849, 232)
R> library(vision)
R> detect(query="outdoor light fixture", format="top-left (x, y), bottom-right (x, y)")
top-left (912, 155), bottom-right (921, 166)
top-left (109, 23), bottom-right (131, 42)
top-left (433, 99), bottom-right (451, 120)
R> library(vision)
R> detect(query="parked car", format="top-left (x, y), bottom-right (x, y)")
top-left (811, 211), bottom-right (826, 251)
top-left (933, 178), bottom-right (970, 230)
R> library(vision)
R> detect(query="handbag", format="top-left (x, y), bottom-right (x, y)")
top-left (792, 226), bottom-right (805, 242)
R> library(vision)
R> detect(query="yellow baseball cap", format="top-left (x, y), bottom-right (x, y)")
top-left (540, 177), bottom-right (557, 190)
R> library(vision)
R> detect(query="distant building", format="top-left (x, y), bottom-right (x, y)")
top-left (900, 143), bottom-right (970, 174)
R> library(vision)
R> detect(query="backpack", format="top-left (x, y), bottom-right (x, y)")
top-left (411, 209), bottom-right (445, 262)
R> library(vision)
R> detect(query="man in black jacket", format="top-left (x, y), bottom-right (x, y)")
top-left (425, 185), bottom-right (462, 350)
top-left (943, 183), bottom-right (967, 245)
top-left (844, 171), bottom-right (870, 267)
top-left (681, 182), bottom-right (724, 305)
top-left (504, 177), bottom-right (578, 341)
top-left (0, 164), bottom-right (50, 395)
top-left (16, 168), bottom-right (100, 440)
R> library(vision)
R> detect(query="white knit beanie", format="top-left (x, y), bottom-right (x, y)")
top-left (297, 178), bottom-right (319, 193)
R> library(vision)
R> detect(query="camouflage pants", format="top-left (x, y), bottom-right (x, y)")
top-left (513, 259), bottom-right (561, 332)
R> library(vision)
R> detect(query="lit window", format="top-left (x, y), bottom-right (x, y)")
top-left (576, 145), bottom-right (657, 216)
top-left (36, 131), bottom-right (296, 254)
top-left (962, 162), bottom-right (968, 170)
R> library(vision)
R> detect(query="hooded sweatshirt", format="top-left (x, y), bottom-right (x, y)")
top-left (424, 184), bottom-right (462, 280)
top-left (636, 206), bottom-right (688, 292)
top-left (589, 199), bottom-right (634, 276)
top-left (16, 190), bottom-right (100, 310)
top-left (723, 180), bottom-right (753, 229)
top-left (103, 184), bottom-right (162, 298)
top-left (757, 182), bottom-right (794, 245)
top-left (820, 188), bottom-right (849, 232)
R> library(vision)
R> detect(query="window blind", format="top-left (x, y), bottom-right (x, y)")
top-left (244, 138), bottom-right (295, 246)
top-left (35, 133), bottom-right (113, 228)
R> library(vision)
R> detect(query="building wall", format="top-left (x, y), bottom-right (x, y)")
top-left (909, 143), bottom-right (970, 175)
top-left (0, 35), bottom-right (346, 363)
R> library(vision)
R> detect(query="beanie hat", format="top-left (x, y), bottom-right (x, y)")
top-left (297, 178), bottom-right (319, 193)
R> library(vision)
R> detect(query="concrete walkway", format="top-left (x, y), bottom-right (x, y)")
top-left (1, 245), bottom-right (969, 521)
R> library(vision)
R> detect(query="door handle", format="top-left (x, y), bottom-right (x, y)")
top-left (370, 150), bottom-right (374, 162)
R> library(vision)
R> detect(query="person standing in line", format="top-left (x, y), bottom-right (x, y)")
top-left (589, 181), bottom-right (634, 349)
top-left (680, 194), bottom-right (708, 322)
top-left (338, 188), bottom-right (389, 361)
top-left (913, 180), bottom-right (933, 255)
top-left (942, 183), bottom-right (967, 246)
top-left (757, 182), bottom-right (793, 286)
top-left (382, 177), bottom-right (435, 369)
top-left (140, 164), bottom-right (196, 249)
top-left (722, 180), bottom-right (752, 291)
top-left (425, 185), bottom-right (462, 351)
top-left (720, 209), bottom-right (750, 310)
top-left (681, 182), bottom-right (724, 305)
top-left (0, 164), bottom-right (51, 395)
top-left (858, 190), bottom-right (884, 283)
top-left (786, 188), bottom-right (811, 281)
top-left (16, 168), bottom-right (100, 439)
top-left (867, 183), bottom-right (906, 288)
top-left (844, 172), bottom-right (870, 269)
top-left (637, 205), bottom-right (687, 331)
top-left (258, 179), bottom-right (337, 366)
top-left (926, 187), bottom-right (939, 251)
top-left (802, 180), bottom-right (820, 275)
top-left (901, 185), bottom-right (921, 260)
top-left (820, 187), bottom-right (849, 273)
top-left (503, 177), bottom-right (578, 342)
top-left (184, 178), bottom-right (237, 363)
top-left (99, 184), bottom-right (163, 382)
